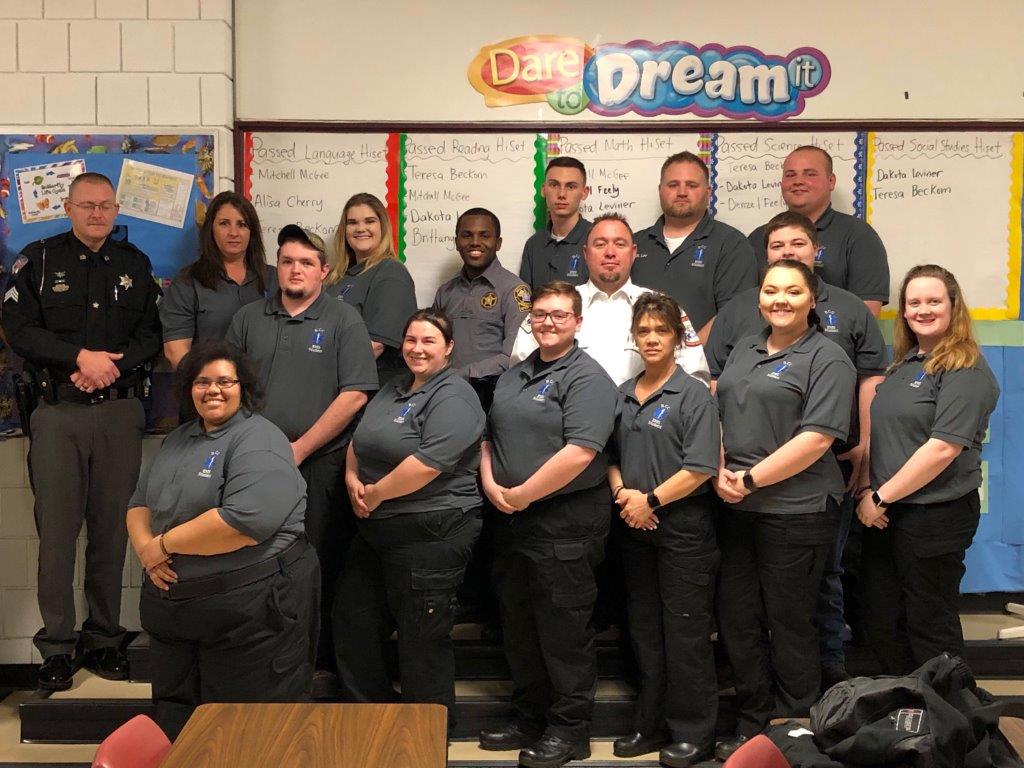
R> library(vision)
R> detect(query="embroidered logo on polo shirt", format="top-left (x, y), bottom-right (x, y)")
top-left (198, 450), bottom-right (221, 478)
top-left (767, 360), bottom-right (792, 380)
top-left (691, 245), bottom-right (706, 268)
top-left (338, 284), bottom-right (353, 298)
top-left (480, 291), bottom-right (498, 309)
top-left (533, 379), bottom-right (555, 402)
top-left (815, 246), bottom-right (826, 266)
top-left (567, 254), bottom-right (581, 278)
top-left (909, 371), bottom-right (927, 389)
top-left (308, 328), bottom-right (326, 353)
top-left (823, 309), bottom-right (839, 333)
top-left (394, 402), bottom-right (416, 424)
top-left (648, 403), bottom-right (670, 429)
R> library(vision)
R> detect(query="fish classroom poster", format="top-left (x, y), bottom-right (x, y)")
top-left (15, 159), bottom-right (85, 224)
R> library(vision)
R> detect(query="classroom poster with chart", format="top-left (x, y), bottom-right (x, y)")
top-left (401, 134), bottom-right (537, 306)
top-left (865, 132), bottom-right (1022, 319)
top-left (711, 132), bottom-right (861, 235)
top-left (545, 132), bottom-right (705, 230)
top-left (243, 132), bottom-right (392, 260)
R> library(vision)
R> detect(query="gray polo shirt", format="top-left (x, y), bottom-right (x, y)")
top-left (613, 365), bottom-right (720, 496)
top-left (749, 207), bottom-right (890, 304)
top-left (717, 327), bottom-right (856, 514)
top-left (160, 265), bottom-right (276, 344)
top-left (519, 217), bottom-right (592, 289)
top-left (128, 410), bottom-right (306, 581)
top-left (432, 258), bottom-right (531, 380)
top-left (632, 213), bottom-right (757, 331)
top-left (707, 281), bottom-right (888, 450)
top-left (487, 342), bottom-right (618, 500)
top-left (707, 283), bottom-right (888, 377)
top-left (225, 291), bottom-right (379, 456)
top-left (870, 352), bottom-right (999, 505)
top-left (352, 366), bottom-right (484, 518)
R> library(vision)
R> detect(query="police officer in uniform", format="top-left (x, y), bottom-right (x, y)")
top-left (520, 157), bottom-right (592, 289)
top-left (857, 265), bottom-right (999, 674)
top-left (748, 145), bottom-right (890, 316)
top-left (714, 259), bottom-right (855, 760)
top-left (432, 207), bottom-right (530, 411)
top-left (1, 172), bottom-right (161, 690)
top-left (608, 293), bottom-right (720, 767)
top-left (128, 340), bottom-right (317, 739)
top-left (226, 225), bottom-right (378, 671)
top-left (707, 212), bottom-right (887, 685)
top-left (632, 152), bottom-right (756, 344)
top-left (480, 282), bottom-right (619, 768)
top-left (325, 192), bottom-right (417, 386)
top-left (334, 309), bottom-right (485, 717)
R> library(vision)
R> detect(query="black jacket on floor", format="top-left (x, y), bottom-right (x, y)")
top-left (806, 654), bottom-right (1021, 768)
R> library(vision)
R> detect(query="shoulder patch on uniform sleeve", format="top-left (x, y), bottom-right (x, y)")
top-left (513, 283), bottom-right (532, 311)
top-left (681, 312), bottom-right (701, 347)
top-left (4, 286), bottom-right (18, 304)
top-left (11, 256), bottom-right (27, 275)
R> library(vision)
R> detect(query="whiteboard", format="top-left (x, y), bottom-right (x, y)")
top-left (244, 132), bottom-right (390, 262)
top-left (866, 131), bottom-right (1020, 318)
top-left (242, 128), bottom-right (1023, 320)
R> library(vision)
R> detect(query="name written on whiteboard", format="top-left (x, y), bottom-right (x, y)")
top-left (468, 36), bottom-right (830, 121)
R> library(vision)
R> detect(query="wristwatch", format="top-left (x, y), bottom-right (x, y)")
top-left (742, 471), bottom-right (758, 492)
top-left (646, 491), bottom-right (662, 510)
top-left (871, 490), bottom-right (890, 509)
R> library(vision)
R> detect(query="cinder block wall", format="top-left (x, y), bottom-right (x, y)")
top-left (0, 0), bottom-right (236, 663)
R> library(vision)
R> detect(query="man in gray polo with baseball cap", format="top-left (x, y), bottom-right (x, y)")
top-left (226, 224), bottom-right (378, 673)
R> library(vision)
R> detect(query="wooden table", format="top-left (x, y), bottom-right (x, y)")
top-left (158, 702), bottom-right (448, 768)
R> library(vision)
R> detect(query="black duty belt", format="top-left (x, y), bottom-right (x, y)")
top-left (148, 537), bottom-right (308, 601)
top-left (56, 383), bottom-right (141, 405)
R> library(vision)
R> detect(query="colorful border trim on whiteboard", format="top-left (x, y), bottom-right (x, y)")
top-left (706, 132), bottom-right (719, 216)
top-left (386, 132), bottom-right (404, 261)
top-left (395, 133), bottom-right (408, 262)
top-left (853, 132), bottom-right (867, 219)
top-left (1008, 132), bottom-right (1022, 321)
top-left (532, 133), bottom-right (548, 231)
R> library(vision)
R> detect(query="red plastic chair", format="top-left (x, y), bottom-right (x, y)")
top-left (91, 714), bottom-right (171, 768)
top-left (723, 734), bottom-right (791, 768)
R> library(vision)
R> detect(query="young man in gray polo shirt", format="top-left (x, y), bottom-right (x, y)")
top-left (632, 152), bottom-right (756, 344)
top-left (748, 146), bottom-right (890, 316)
top-left (519, 157), bottom-right (592, 289)
top-left (226, 224), bottom-right (378, 672)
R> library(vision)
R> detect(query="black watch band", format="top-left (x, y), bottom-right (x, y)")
top-left (646, 491), bottom-right (662, 510)
top-left (871, 490), bottom-right (890, 509)
top-left (742, 471), bottom-right (758, 492)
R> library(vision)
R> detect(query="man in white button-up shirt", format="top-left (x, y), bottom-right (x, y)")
top-left (511, 213), bottom-right (709, 386)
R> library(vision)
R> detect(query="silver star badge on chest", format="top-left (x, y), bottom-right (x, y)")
top-left (118, 274), bottom-right (133, 290)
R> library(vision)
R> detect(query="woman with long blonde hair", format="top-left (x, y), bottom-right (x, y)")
top-left (857, 265), bottom-right (999, 673)
top-left (325, 193), bottom-right (417, 385)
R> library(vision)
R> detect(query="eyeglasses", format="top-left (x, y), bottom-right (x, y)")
top-left (529, 310), bottom-right (576, 324)
top-left (192, 378), bottom-right (240, 390)
top-left (67, 201), bottom-right (118, 213)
